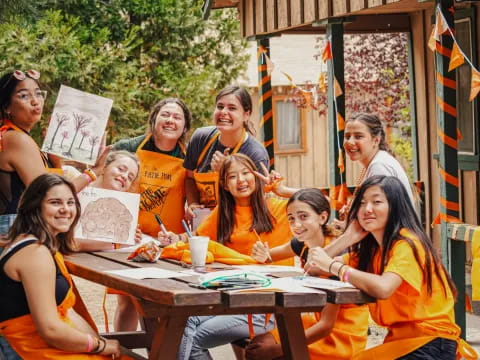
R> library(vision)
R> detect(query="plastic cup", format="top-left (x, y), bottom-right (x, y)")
top-left (189, 236), bottom-right (209, 269)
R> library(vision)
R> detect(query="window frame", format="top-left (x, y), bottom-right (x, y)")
top-left (272, 95), bottom-right (307, 154)
top-left (455, 8), bottom-right (479, 170)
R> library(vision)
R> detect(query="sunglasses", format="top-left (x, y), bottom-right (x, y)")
top-left (1, 69), bottom-right (41, 90)
top-left (12, 69), bottom-right (40, 81)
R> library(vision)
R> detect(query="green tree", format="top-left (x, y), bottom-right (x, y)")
top-left (0, 1), bottom-right (248, 142)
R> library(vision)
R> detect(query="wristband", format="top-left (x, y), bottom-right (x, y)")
top-left (92, 337), bottom-right (106, 354)
top-left (83, 168), bottom-right (97, 182)
top-left (343, 267), bottom-right (353, 283)
top-left (328, 260), bottom-right (339, 274)
top-left (86, 334), bottom-right (94, 352)
top-left (82, 173), bottom-right (93, 184)
top-left (337, 264), bottom-right (346, 278)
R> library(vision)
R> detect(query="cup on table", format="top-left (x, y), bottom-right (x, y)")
top-left (189, 236), bottom-right (209, 269)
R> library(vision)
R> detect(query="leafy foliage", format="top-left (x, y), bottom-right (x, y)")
top-left (0, 1), bottom-right (248, 143)
top-left (291, 33), bottom-right (413, 178)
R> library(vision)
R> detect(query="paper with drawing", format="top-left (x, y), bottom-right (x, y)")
top-left (75, 186), bottom-right (140, 245)
top-left (41, 85), bottom-right (113, 165)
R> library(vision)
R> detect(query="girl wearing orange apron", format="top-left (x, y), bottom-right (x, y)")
top-left (247, 188), bottom-right (368, 360)
top-left (113, 97), bottom-right (192, 237)
top-left (0, 174), bottom-right (127, 359)
top-left (307, 176), bottom-right (478, 360)
top-left (0, 70), bottom-right (107, 237)
top-left (183, 85), bottom-right (269, 218)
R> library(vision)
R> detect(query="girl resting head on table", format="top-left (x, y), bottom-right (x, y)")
top-left (246, 188), bottom-right (369, 360)
top-left (0, 173), bottom-right (128, 359)
top-left (306, 175), bottom-right (478, 360)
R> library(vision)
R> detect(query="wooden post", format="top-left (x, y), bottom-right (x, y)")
top-left (327, 22), bottom-right (345, 220)
top-left (258, 37), bottom-right (275, 170)
top-left (434, 0), bottom-right (464, 336)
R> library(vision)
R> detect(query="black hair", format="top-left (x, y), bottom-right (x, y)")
top-left (217, 153), bottom-right (275, 245)
top-left (346, 175), bottom-right (456, 298)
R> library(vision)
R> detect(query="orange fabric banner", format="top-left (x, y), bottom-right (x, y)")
top-left (322, 41), bottom-right (332, 62)
top-left (469, 68), bottom-right (480, 101)
top-left (448, 42), bottom-right (465, 72)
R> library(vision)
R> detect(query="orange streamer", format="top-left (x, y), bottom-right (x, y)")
top-left (437, 128), bottom-right (458, 150)
top-left (438, 167), bottom-right (459, 187)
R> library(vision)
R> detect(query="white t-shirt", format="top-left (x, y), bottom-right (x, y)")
top-left (365, 150), bottom-right (415, 204)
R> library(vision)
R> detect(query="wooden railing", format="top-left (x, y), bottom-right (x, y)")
top-left (447, 222), bottom-right (479, 338)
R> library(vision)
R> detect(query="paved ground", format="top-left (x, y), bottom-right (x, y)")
top-left (74, 276), bottom-right (480, 359)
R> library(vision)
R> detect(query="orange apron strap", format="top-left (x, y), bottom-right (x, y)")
top-left (137, 133), bottom-right (152, 151)
top-left (247, 314), bottom-right (255, 339)
top-left (264, 313), bottom-right (272, 328)
top-left (456, 338), bottom-right (478, 360)
top-left (54, 252), bottom-right (99, 332)
top-left (71, 280), bottom-right (98, 333)
top-left (102, 287), bottom-right (110, 333)
top-left (179, 142), bottom-right (186, 156)
top-left (196, 132), bottom-right (220, 168)
top-left (229, 128), bottom-right (247, 156)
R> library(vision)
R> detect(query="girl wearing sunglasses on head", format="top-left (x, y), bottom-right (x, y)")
top-left (0, 70), bottom-right (110, 234)
top-left (0, 70), bottom-right (110, 359)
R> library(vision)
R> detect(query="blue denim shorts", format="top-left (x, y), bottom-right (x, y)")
top-left (397, 337), bottom-right (457, 360)
top-left (0, 214), bottom-right (16, 236)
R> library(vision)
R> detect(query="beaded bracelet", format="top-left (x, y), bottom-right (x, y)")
top-left (337, 264), bottom-right (346, 278)
top-left (328, 260), bottom-right (339, 274)
top-left (92, 337), bottom-right (106, 354)
top-left (83, 168), bottom-right (97, 182)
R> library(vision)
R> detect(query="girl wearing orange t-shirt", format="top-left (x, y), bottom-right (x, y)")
top-left (307, 175), bottom-right (478, 360)
top-left (164, 153), bottom-right (292, 360)
top-left (246, 188), bottom-right (368, 360)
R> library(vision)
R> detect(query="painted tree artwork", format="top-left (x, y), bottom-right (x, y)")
top-left (41, 85), bottom-right (113, 165)
top-left (75, 186), bottom-right (140, 245)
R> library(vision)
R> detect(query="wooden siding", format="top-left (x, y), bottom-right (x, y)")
top-left (237, 0), bottom-right (436, 37)
top-left (241, 2), bottom-right (480, 247)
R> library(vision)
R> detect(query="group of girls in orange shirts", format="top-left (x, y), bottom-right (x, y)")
top-left (0, 66), bottom-right (478, 360)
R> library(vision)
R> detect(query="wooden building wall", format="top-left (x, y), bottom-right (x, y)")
top-left (239, 0), bottom-right (480, 246)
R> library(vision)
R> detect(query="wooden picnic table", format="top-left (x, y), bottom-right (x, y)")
top-left (64, 251), bottom-right (372, 360)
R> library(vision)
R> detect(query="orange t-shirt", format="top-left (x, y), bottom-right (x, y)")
top-left (369, 229), bottom-right (459, 340)
top-left (196, 197), bottom-right (293, 265)
top-left (271, 236), bottom-right (369, 359)
top-left (353, 228), bottom-right (471, 360)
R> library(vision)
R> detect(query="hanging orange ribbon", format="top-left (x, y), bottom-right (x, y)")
top-left (322, 41), bottom-right (332, 62)
top-left (448, 42), bottom-right (465, 72)
top-left (469, 68), bottom-right (480, 101)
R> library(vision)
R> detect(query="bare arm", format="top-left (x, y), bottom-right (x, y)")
top-left (307, 247), bottom-right (403, 299)
top-left (7, 244), bottom-right (120, 356)
top-left (304, 304), bottom-right (340, 343)
top-left (4, 130), bottom-right (48, 186)
top-left (251, 241), bottom-right (295, 263)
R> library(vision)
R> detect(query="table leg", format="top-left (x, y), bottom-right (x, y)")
top-left (275, 312), bottom-right (310, 360)
top-left (148, 315), bottom-right (189, 360)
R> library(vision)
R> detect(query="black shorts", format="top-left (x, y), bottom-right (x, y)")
top-left (396, 337), bottom-right (457, 360)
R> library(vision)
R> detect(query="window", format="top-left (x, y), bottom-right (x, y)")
top-left (272, 96), bottom-right (306, 153)
top-left (455, 9), bottom-right (479, 170)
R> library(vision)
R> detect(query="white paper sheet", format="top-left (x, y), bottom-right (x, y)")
top-left (233, 265), bottom-right (303, 274)
top-left (231, 277), bottom-right (320, 293)
top-left (104, 267), bottom-right (189, 280)
top-left (300, 276), bottom-right (355, 289)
